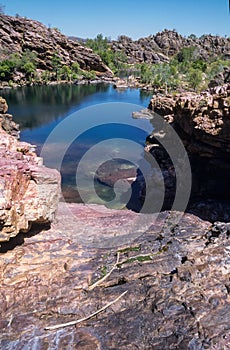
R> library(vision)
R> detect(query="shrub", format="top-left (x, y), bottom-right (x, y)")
top-left (186, 68), bottom-right (203, 91)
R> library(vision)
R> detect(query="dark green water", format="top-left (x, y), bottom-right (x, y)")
top-left (1, 83), bottom-right (153, 208)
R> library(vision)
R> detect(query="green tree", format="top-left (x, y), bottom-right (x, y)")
top-left (51, 53), bottom-right (62, 80)
top-left (60, 65), bottom-right (72, 81)
top-left (177, 47), bottom-right (198, 64)
top-left (71, 62), bottom-right (80, 73)
top-left (186, 68), bottom-right (203, 91)
top-left (22, 62), bottom-right (36, 78)
top-left (85, 33), bottom-right (128, 74)
top-left (0, 60), bottom-right (14, 80)
top-left (188, 34), bottom-right (197, 40)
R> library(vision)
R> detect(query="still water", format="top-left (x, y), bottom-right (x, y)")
top-left (2, 83), bottom-right (153, 209)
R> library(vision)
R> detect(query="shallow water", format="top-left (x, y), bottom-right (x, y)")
top-left (1, 83), bottom-right (153, 208)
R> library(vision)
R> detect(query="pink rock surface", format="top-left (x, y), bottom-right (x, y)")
top-left (0, 101), bottom-right (60, 242)
top-left (0, 205), bottom-right (229, 349)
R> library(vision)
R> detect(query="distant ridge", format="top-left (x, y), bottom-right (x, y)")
top-left (70, 30), bottom-right (230, 64)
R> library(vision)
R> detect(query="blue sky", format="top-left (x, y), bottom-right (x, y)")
top-left (2, 0), bottom-right (230, 39)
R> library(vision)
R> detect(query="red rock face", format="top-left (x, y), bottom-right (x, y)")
top-left (0, 205), bottom-right (229, 349)
top-left (0, 98), bottom-right (60, 243)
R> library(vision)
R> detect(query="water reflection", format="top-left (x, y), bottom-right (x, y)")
top-left (1, 84), bottom-right (153, 207)
top-left (1, 83), bottom-right (110, 129)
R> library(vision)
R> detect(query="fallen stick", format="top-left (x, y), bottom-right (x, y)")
top-left (44, 290), bottom-right (127, 331)
top-left (88, 251), bottom-right (120, 291)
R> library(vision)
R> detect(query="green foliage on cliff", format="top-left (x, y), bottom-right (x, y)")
top-left (136, 48), bottom-right (229, 92)
top-left (0, 48), bottom-right (98, 85)
top-left (85, 34), bottom-right (128, 73)
top-left (135, 61), bottom-right (179, 93)
top-left (85, 33), bottom-right (229, 92)
top-left (186, 68), bottom-right (203, 91)
top-left (0, 50), bottom-right (37, 81)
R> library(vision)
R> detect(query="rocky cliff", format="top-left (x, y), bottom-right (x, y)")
top-left (147, 84), bottom-right (230, 221)
top-left (111, 30), bottom-right (230, 64)
top-left (0, 14), bottom-right (112, 75)
top-left (0, 97), bottom-right (60, 242)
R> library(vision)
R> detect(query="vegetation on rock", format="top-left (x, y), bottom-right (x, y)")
top-left (84, 34), bottom-right (128, 73)
top-left (83, 34), bottom-right (229, 93)
top-left (0, 14), bottom-right (112, 87)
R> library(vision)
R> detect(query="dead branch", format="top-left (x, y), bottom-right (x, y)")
top-left (44, 290), bottom-right (128, 331)
top-left (88, 251), bottom-right (120, 291)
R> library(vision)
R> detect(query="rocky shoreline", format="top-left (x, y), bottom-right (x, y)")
top-left (0, 82), bottom-right (230, 348)
top-left (145, 83), bottom-right (230, 222)
top-left (0, 97), bottom-right (60, 242)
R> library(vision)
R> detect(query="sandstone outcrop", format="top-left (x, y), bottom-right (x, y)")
top-left (0, 97), bottom-right (60, 242)
top-left (0, 204), bottom-right (229, 349)
top-left (110, 30), bottom-right (230, 64)
top-left (147, 84), bottom-right (230, 221)
top-left (0, 96), bottom-right (20, 138)
top-left (0, 14), bottom-right (112, 76)
top-left (149, 84), bottom-right (230, 157)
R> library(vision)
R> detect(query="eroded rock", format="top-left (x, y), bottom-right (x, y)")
top-left (0, 14), bottom-right (113, 77)
top-left (147, 84), bottom-right (230, 221)
top-left (0, 97), bottom-right (60, 242)
top-left (0, 204), bottom-right (229, 349)
top-left (109, 30), bottom-right (230, 64)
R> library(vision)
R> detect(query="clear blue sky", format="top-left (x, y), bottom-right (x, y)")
top-left (2, 0), bottom-right (230, 39)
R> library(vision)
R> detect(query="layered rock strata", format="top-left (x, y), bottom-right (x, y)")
top-left (0, 97), bottom-right (60, 242)
top-left (0, 205), bottom-right (230, 349)
top-left (147, 84), bottom-right (230, 221)
top-left (0, 14), bottom-right (112, 76)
